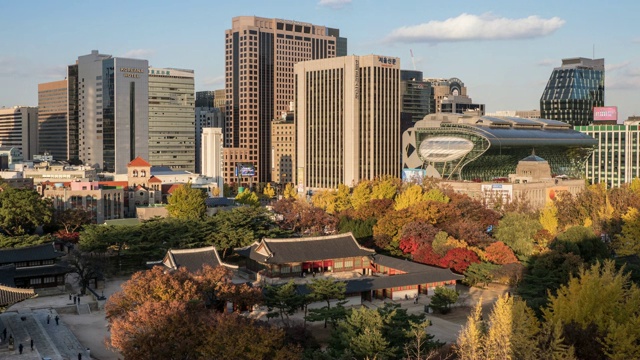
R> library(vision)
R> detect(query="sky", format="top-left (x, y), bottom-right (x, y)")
top-left (2, 0), bottom-right (639, 120)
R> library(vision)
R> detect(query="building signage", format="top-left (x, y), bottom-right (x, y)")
top-left (378, 56), bottom-right (397, 65)
top-left (354, 59), bottom-right (360, 99)
top-left (120, 67), bottom-right (145, 78)
top-left (593, 106), bottom-right (618, 121)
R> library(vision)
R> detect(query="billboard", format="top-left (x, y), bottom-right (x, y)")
top-left (235, 164), bottom-right (256, 177)
top-left (402, 168), bottom-right (427, 183)
top-left (593, 106), bottom-right (618, 121)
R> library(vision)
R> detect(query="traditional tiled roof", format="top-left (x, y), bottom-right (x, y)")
top-left (0, 243), bottom-right (64, 265)
top-left (148, 176), bottom-right (162, 183)
top-left (14, 263), bottom-right (71, 278)
top-left (370, 254), bottom-right (443, 274)
top-left (235, 233), bottom-right (375, 264)
top-left (128, 157), bottom-right (151, 167)
top-left (0, 285), bottom-right (36, 307)
top-left (163, 184), bottom-right (182, 195)
top-left (162, 246), bottom-right (235, 273)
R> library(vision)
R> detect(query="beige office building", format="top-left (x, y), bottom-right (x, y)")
top-left (295, 55), bottom-right (401, 190)
top-left (271, 111), bottom-right (295, 185)
top-left (0, 106), bottom-right (38, 161)
top-left (38, 80), bottom-right (68, 161)
top-left (148, 67), bottom-right (195, 172)
top-left (224, 16), bottom-right (346, 184)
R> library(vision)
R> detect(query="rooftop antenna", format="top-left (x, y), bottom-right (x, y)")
top-left (410, 49), bottom-right (416, 71)
top-left (593, 44), bottom-right (595, 59)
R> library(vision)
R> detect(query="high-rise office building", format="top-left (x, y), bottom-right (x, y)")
top-left (38, 80), bottom-right (67, 160)
top-left (73, 50), bottom-right (149, 174)
top-left (195, 91), bottom-right (215, 108)
top-left (295, 55), bottom-right (401, 190)
top-left (576, 117), bottom-right (640, 188)
top-left (427, 77), bottom-right (484, 115)
top-left (0, 106), bottom-right (38, 160)
top-left (400, 70), bottom-right (433, 123)
top-left (148, 67), bottom-right (195, 172)
top-left (541, 57), bottom-right (605, 126)
top-left (224, 16), bottom-right (346, 184)
top-left (271, 108), bottom-right (295, 185)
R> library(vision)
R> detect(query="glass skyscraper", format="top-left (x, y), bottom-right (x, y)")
top-left (540, 57), bottom-right (604, 126)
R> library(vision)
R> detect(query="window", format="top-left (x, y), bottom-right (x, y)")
top-left (44, 276), bottom-right (55, 283)
top-left (30, 278), bottom-right (42, 285)
top-left (334, 261), bottom-right (343, 269)
top-left (344, 260), bottom-right (353, 268)
top-left (281, 266), bottom-right (291, 274)
top-left (292, 265), bottom-right (301, 273)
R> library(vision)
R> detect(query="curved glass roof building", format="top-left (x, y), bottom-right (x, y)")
top-left (402, 113), bottom-right (597, 181)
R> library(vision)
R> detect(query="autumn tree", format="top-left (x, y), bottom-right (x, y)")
top-left (263, 183), bottom-right (276, 199)
top-left (283, 183), bottom-right (298, 199)
top-left (543, 260), bottom-right (640, 360)
top-left (456, 299), bottom-right (485, 360)
top-left (0, 186), bottom-right (53, 235)
top-left (539, 202), bottom-right (559, 236)
top-left (612, 207), bottom-right (640, 256)
top-left (166, 182), bottom-right (207, 220)
top-left (235, 189), bottom-right (260, 207)
top-left (370, 176), bottom-right (399, 200)
top-left (349, 180), bottom-right (372, 210)
top-left (484, 241), bottom-right (519, 265)
top-left (394, 184), bottom-right (424, 211)
top-left (440, 247), bottom-right (480, 273)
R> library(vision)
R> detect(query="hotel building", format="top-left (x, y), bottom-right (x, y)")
top-left (73, 50), bottom-right (149, 174)
top-left (224, 16), bottom-right (346, 184)
top-left (295, 55), bottom-right (401, 190)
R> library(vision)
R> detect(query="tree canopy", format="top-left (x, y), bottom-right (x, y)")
top-left (165, 183), bottom-right (207, 220)
top-left (0, 186), bottom-right (53, 235)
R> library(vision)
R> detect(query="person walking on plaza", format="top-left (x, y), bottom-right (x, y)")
top-left (30, 338), bottom-right (33, 351)
top-left (47, 314), bottom-right (51, 324)
top-left (77, 295), bottom-right (80, 304)
top-left (73, 295), bottom-right (76, 304)
top-left (55, 315), bottom-right (59, 325)
top-left (18, 343), bottom-right (23, 354)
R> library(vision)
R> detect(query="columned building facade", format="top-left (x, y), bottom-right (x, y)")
top-left (148, 67), bottom-right (195, 172)
top-left (295, 55), bottom-right (401, 190)
top-left (223, 16), bottom-right (346, 185)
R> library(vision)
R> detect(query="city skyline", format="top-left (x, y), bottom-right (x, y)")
top-left (1, 0), bottom-right (639, 121)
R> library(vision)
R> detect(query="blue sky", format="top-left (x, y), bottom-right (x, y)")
top-left (2, 0), bottom-right (639, 120)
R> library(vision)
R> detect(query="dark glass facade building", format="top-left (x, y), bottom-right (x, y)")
top-left (540, 58), bottom-right (605, 126)
top-left (400, 70), bottom-right (434, 123)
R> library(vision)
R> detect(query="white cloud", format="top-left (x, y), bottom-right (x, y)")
top-left (606, 61), bottom-right (631, 72)
top-left (202, 75), bottom-right (224, 87)
top-left (537, 58), bottom-right (557, 67)
top-left (121, 49), bottom-right (156, 59)
top-left (318, 0), bottom-right (351, 9)
top-left (384, 13), bottom-right (565, 43)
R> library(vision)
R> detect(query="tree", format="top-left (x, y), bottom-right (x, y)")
top-left (613, 207), bottom-right (640, 257)
top-left (283, 183), bottom-right (297, 199)
top-left (350, 180), bottom-right (372, 210)
top-left (305, 278), bottom-right (346, 328)
top-left (235, 189), bottom-right (260, 207)
top-left (554, 225), bottom-right (609, 262)
top-left (429, 286), bottom-right (459, 314)
top-left (263, 280), bottom-right (305, 327)
top-left (494, 212), bottom-right (541, 258)
top-left (370, 177), bottom-right (399, 200)
top-left (404, 318), bottom-right (442, 360)
top-left (328, 306), bottom-right (394, 360)
top-left (68, 250), bottom-right (103, 295)
top-left (456, 298), bottom-right (485, 360)
top-left (165, 183), bottom-right (207, 220)
top-left (543, 260), bottom-right (640, 360)
top-left (483, 295), bottom-right (541, 360)
top-left (333, 184), bottom-right (352, 213)
top-left (0, 186), bottom-right (53, 235)
top-left (54, 208), bottom-right (92, 234)
top-left (0, 234), bottom-right (54, 248)
top-left (394, 184), bottom-right (424, 211)
top-left (423, 187), bottom-right (450, 204)
top-left (539, 203), bottom-right (559, 236)
top-left (440, 247), bottom-right (480, 273)
top-left (484, 241), bottom-right (519, 265)
top-left (263, 183), bottom-right (276, 199)
top-left (464, 262), bottom-right (499, 288)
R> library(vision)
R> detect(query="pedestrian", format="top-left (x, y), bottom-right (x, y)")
top-left (2, 327), bottom-right (6, 340)
top-left (30, 338), bottom-right (33, 351)
top-left (77, 295), bottom-right (80, 304)
top-left (73, 296), bottom-right (76, 304)
top-left (18, 343), bottom-right (23, 354)
top-left (78, 352), bottom-right (82, 360)
top-left (47, 314), bottom-right (50, 324)
top-left (55, 315), bottom-right (59, 326)
top-left (69, 294), bottom-right (72, 301)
